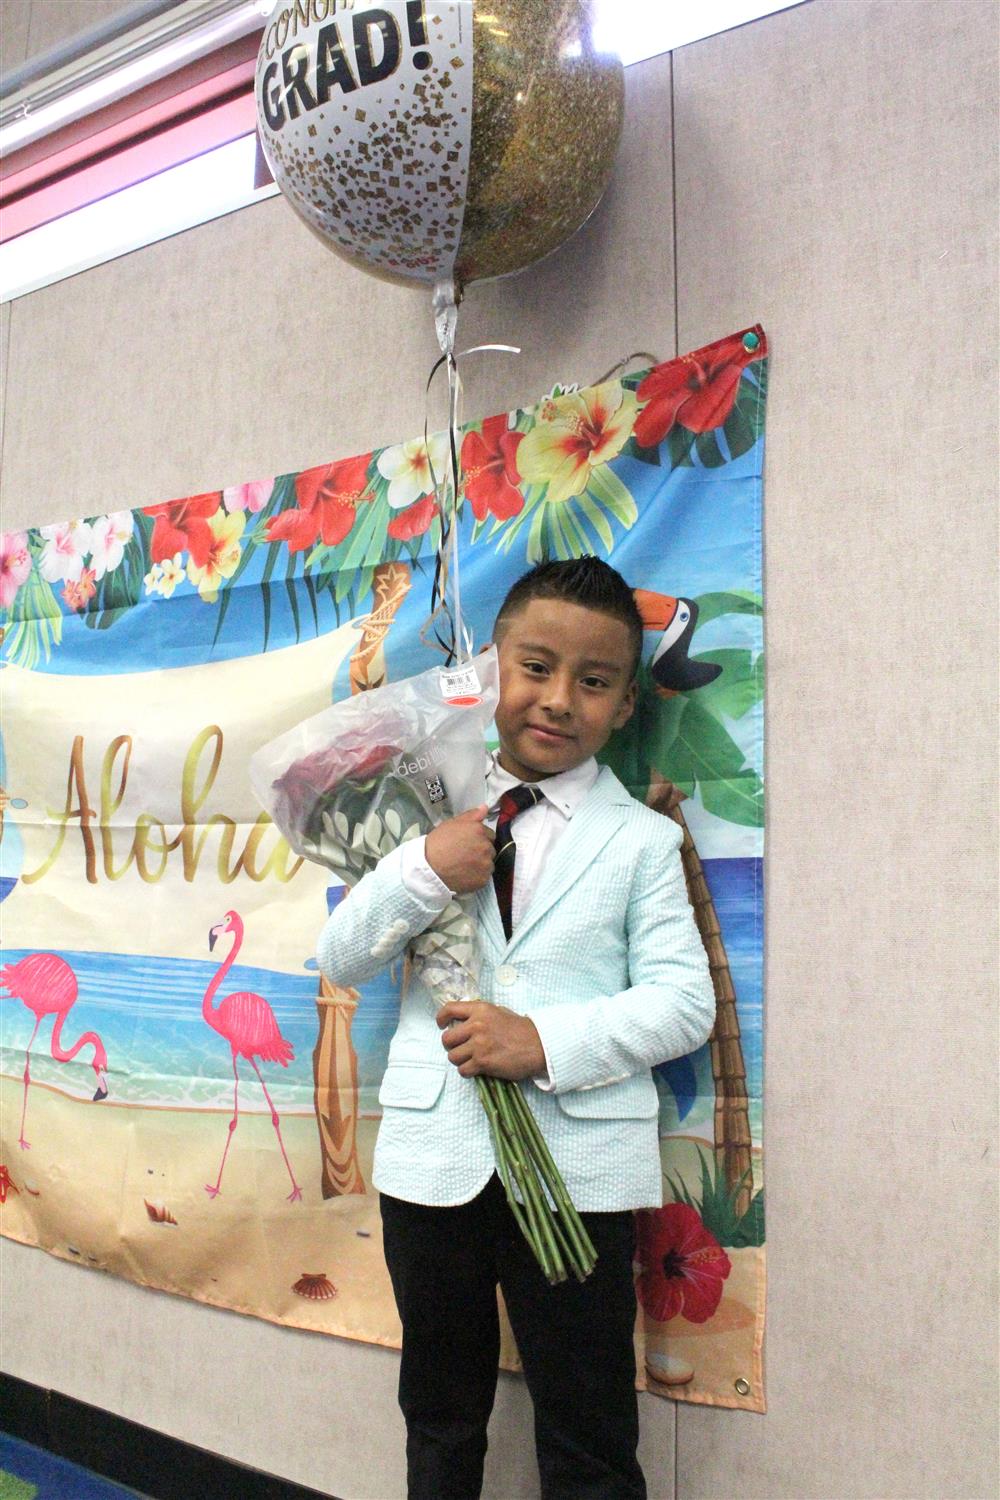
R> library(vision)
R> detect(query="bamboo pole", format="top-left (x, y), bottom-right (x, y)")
top-left (312, 561), bottom-right (412, 1197)
top-left (313, 976), bottom-right (366, 1198)
top-left (348, 561), bottom-right (412, 694)
top-left (647, 770), bottom-right (754, 1218)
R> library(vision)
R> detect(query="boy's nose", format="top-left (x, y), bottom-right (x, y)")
top-left (541, 677), bottom-right (573, 715)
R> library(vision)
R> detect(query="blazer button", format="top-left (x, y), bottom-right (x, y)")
top-left (496, 964), bottom-right (518, 985)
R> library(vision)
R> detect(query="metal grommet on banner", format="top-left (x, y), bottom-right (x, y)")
top-left (742, 331), bottom-right (760, 352)
top-left (734, 1378), bottom-right (751, 1396)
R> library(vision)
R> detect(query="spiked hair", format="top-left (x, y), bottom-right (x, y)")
top-left (493, 557), bottom-right (644, 677)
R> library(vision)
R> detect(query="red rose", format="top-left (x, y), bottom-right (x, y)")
top-left (634, 336), bottom-right (758, 449)
top-left (460, 416), bottom-right (525, 522)
top-left (635, 1202), bottom-right (731, 1324)
top-left (143, 492), bottom-right (221, 565)
top-left (274, 735), bottom-right (401, 825)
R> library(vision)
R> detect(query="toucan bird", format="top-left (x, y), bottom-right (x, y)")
top-left (633, 590), bottom-right (722, 693)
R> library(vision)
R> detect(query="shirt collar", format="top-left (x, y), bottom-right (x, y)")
top-left (486, 751), bottom-right (599, 820)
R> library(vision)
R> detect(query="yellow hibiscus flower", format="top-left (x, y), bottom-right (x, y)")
top-left (516, 381), bottom-right (638, 504)
top-left (186, 509), bottom-right (245, 602)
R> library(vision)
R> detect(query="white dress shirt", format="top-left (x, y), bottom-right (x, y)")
top-left (392, 752), bottom-right (601, 1086)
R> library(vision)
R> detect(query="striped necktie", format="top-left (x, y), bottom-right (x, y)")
top-left (492, 783), bottom-right (543, 940)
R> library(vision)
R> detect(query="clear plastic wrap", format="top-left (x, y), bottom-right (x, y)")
top-left (249, 649), bottom-right (500, 1005)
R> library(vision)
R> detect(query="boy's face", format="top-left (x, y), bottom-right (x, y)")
top-left (493, 598), bottom-right (637, 781)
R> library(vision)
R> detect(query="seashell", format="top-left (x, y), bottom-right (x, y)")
top-left (144, 1200), bottom-right (178, 1225)
top-left (293, 1272), bottom-right (337, 1301)
top-left (23, 1178), bottom-right (40, 1196)
top-left (645, 1351), bottom-right (694, 1387)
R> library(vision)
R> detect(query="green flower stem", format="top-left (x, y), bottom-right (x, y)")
top-left (474, 1078), bottom-right (535, 1249)
top-left (490, 1082), bottom-right (560, 1283)
top-left (507, 1082), bottom-right (598, 1276)
top-left (491, 1080), bottom-right (566, 1284)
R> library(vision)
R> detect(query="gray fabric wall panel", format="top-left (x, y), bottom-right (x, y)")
top-left (1, 0), bottom-right (32, 71)
top-left (672, 1), bottom-right (999, 1497)
top-left (8, 0), bottom-right (132, 67)
top-left (1, 301), bottom-right (10, 474)
top-left (1, 49), bottom-right (676, 529)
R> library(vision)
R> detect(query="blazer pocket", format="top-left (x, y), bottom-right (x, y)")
top-left (378, 1061), bottom-right (448, 1110)
top-left (555, 1075), bottom-right (659, 1120)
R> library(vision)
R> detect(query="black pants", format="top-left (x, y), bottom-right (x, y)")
top-left (379, 1173), bottom-right (647, 1500)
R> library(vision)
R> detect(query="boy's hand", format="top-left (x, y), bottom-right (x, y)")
top-left (437, 1000), bottom-right (546, 1080)
top-left (425, 805), bottom-right (495, 893)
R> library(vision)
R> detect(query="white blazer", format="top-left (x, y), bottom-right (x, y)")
top-left (316, 767), bottom-right (715, 1210)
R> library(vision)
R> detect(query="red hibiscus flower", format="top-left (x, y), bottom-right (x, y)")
top-left (634, 335), bottom-right (758, 449)
top-left (387, 495), bottom-right (437, 541)
top-left (635, 1203), bottom-right (731, 1324)
top-left (266, 454), bottom-right (373, 554)
top-left (143, 492), bottom-right (221, 566)
top-left (460, 416), bottom-right (525, 521)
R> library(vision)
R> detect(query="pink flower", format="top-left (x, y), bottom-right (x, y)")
top-left (0, 531), bottom-right (31, 609)
top-left (223, 479), bottom-right (274, 514)
top-left (88, 511), bottom-right (134, 580)
top-left (38, 520), bottom-right (92, 583)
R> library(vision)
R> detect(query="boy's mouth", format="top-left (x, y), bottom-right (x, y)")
top-left (526, 723), bottom-right (574, 743)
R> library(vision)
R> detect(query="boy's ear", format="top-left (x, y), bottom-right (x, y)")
top-left (612, 678), bottom-right (638, 729)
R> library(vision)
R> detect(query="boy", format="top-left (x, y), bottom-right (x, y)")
top-left (317, 558), bottom-right (715, 1500)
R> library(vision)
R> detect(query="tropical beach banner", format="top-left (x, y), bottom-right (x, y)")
top-left (0, 326), bottom-right (767, 1411)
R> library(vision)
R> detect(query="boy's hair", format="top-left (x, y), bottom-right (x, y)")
top-left (494, 557), bottom-right (644, 677)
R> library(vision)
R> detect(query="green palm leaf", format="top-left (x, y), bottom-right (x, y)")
top-left (670, 699), bottom-right (763, 826)
top-left (573, 490), bottom-right (615, 553)
top-left (584, 466), bottom-right (637, 528)
top-left (690, 649), bottom-right (764, 721)
top-left (3, 565), bottom-right (62, 667)
top-left (693, 590), bottom-right (762, 626)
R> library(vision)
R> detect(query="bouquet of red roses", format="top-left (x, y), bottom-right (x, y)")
top-left (251, 651), bottom-right (596, 1284)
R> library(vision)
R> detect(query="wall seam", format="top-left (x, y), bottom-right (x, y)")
top-left (0, 302), bottom-right (10, 485)
top-left (670, 44), bottom-right (680, 1500)
top-left (669, 48), bottom-right (679, 360)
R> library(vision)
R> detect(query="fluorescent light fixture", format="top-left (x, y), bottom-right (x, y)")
top-left (593, 0), bottom-right (808, 64)
top-left (0, 0), bottom-right (809, 301)
top-left (0, 0), bottom-right (264, 155)
top-left (0, 134), bottom-right (277, 302)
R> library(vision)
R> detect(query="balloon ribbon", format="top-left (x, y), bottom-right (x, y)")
top-left (421, 278), bottom-right (518, 666)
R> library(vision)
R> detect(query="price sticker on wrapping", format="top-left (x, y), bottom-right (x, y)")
top-left (439, 664), bottom-right (482, 706)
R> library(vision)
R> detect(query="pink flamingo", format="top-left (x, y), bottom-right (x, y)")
top-left (0, 953), bottom-right (108, 1150)
top-left (204, 911), bottom-right (301, 1202)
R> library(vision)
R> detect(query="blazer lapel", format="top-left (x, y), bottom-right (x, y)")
top-left (504, 767), bottom-right (630, 953)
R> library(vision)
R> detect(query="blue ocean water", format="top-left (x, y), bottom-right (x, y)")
top-left (0, 858), bottom-right (762, 1132)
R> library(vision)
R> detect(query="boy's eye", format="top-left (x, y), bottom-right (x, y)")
top-left (582, 676), bottom-right (610, 690)
top-left (523, 660), bottom-right (548, 675)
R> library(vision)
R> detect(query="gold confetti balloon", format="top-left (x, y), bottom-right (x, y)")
top-left (255, 1), bottom-right (624, 292)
